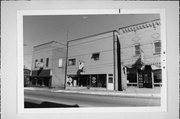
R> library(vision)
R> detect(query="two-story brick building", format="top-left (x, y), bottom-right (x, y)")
top-left (66, 31), bottom-right (124, 91)
top-left (119, 19), bottom-right (161, 88)
top-left (30, 41), bottom-right (66, 88)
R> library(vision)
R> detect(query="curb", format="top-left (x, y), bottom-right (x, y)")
top-left (51, 90), bottom-right (161, 98)
top-left (24, 87), bottom-right (160, 98)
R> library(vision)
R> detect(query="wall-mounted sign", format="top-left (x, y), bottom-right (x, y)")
top-left (36, 62), bottom-right (44, 68)
top-left (79, 61), bottom-right (84, 70)
top-left (67, 76), bottom-right (72, 86)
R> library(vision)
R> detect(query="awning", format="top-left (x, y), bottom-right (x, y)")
top-left (31, 69), bottom-right (51, 77)
top-left (151, 65), bottom-right (161, 70)
top-left (130, 57), bottom-right (144, 69)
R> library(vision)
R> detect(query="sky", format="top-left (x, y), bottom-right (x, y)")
top-left (23, 14), bottom-right (160, 69)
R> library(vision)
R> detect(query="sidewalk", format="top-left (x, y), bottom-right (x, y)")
top-left (25, 86), bottom-right (161, 98)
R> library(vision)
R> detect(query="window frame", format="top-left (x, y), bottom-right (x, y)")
top-left (46, 58), bottom-right (49, 67)
top-left (91, 52), bottom-right (100, 61)
top-left (68, 58), bottom-right (76, 66)
top-left (133, 43), bottom-right (141, 56)
top-left (58, 58), bottom-right (63, 68)
top-left (153, 40), bottom-right (161, 55)
top-left (35, 59), bottom-right (38, 68)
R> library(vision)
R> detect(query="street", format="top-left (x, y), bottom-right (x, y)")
top-left (24, 89), bottom-right (160, 108)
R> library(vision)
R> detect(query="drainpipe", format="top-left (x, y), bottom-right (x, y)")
top-left (113, 30), bottom-right (116, 91)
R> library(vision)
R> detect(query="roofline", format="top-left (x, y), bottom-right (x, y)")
top-left (68, 30), bottom-right (117, 43)
top-left (34, 41), bottom-right (55, 48)
top-left (118, 18), bottom-right (160, 30)
top-left (34, 41), bottom-right (66, 48)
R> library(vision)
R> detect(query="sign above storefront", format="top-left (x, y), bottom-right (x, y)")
top-left (36, 62), bottom-right (44, 68)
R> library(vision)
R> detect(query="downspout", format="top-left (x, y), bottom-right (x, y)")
top-left (113, 30), bottom-right (116, 91)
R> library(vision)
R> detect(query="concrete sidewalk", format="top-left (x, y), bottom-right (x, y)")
top-left (25, 86), bottom-right (161, 98)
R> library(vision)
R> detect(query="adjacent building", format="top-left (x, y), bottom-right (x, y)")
top-left (66, 31), bottom-right (123, 91)
top-left (119, 19), bottom-right (161, 88)
top-left (30, 41), bottom-right (66, 88)
top-left (29, 19), bottom-right (162, 90)
top-left (24, 67), bottom-right (31, 87)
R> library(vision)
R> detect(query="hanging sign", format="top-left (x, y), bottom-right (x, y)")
top-left (36, 62), bottom-right (44, 68)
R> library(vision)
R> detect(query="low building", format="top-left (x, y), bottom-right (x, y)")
top-left (30, 41), bottom-right (66, 88)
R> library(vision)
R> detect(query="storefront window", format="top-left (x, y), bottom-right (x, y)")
top-left (127, 73), bottom-right (137, 83)
top-left (68, 74), bottom-right (106, 88)
top-left (153, 69), bottom-right (162, 83)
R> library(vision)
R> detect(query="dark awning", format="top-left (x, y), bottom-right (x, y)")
top-left (31, 69), bottom-right (51, 77)
top-left (132, 57), bottom-right (144, 69)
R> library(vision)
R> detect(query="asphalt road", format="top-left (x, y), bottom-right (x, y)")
top-left (24, 90), bottom-right (160, 108)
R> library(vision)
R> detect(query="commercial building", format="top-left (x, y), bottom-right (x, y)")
top-left (30, 41), bottom-right (66, 88)
top-left (119, 19), bottom-right (162, 88)
top-left (24, 67), bottom-right (31, 87)
top-left (66, 31), bottom-right (124, 91)
top-left (29, 19), bottom-right (162, 90)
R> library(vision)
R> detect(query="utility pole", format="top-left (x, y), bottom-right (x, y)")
top-left (64, 30), bottom-right (69, 90)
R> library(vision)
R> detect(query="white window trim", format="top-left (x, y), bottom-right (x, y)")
top-left (153, 40), bottom-right (161, 55)
top-left (133, 43), bottom-right (141, 57)
top-left (68, 58), bottom-right (76, 66)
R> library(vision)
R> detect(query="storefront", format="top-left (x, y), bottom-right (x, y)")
top-left (30, 69), bottom-right (52, 87)
top-left (126, 64), bottom-right (162, 88)
top-left (67, 74), bottom-right (107, 88)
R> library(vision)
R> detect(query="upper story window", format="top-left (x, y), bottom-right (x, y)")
top-left (91, 52), bottom-right (100, 61)
top-left (68, 58), bottom-right (76, 66)
top-left (35, 59), bottom-right (38, 68)
top-left (154, 41), bottom-right (161, 54)
top-left (46, 58), bottom-right (49, 67)
top-left (58, 58), bottom-right (63, 67)
top-left (40, 58), bottom-right (43, 63)
top-left (134, 44), bottom-right (141, 56)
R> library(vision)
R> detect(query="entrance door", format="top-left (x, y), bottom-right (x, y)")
top-left (143, 65), bottom-right (153, 88)
top-left (107, 74), bottom-right (114, 90)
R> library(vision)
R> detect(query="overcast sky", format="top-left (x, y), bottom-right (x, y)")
top-left (23, 14), bottom-right (160, 69)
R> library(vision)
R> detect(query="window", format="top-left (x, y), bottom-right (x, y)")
top-left (68, 58), bottom-right (76, 66)
top-left (108, 78), bottom-right (113, 83)
top-left (134, 44), bottom-right (140, 56)
top-left (58, 58), bottom-right (63, 67)
top-left (35, 59), bottom-right (38, 68)
top-left (153, 70), bottom-right (162, 83)
top-left (108, 74), bottom-right (113, 83)
top-left (46, 58), bottom-right (49, 67)
top-left (40, 58), bottom-right (43, 62)
top-left (91, 52), bottom-right (100, 61)
top-left (154, 41), bottom-right (161, 54)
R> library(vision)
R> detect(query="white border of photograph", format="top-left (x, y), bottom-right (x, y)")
top-left (17, 9), bottom-right (167, 113)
